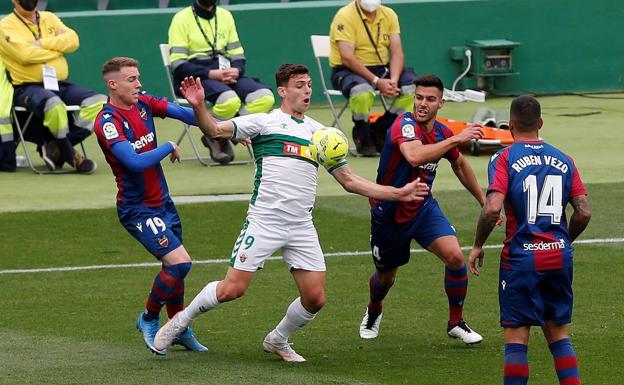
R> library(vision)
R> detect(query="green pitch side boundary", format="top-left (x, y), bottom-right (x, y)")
top-left (1, 237), bottom-right (621, 275)
top-left (52, 0), bottom-right (483, 18)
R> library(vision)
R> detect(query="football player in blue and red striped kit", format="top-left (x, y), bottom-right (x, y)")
top-left (469, 95), bottom-right (591, 385)
top-left (94, 57), bottom-right (208, 354)
top-left (359, 74), bottom-right (496, 344)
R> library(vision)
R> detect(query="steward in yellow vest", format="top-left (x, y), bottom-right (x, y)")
top-left (0, 0), bottom-right (106, 173)
top-left (168, 0), bottom-right (275, 164)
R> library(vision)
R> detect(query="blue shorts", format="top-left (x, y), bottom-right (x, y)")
top-left (370, 200), bottom-right (456, 272)
top-left (117, 198), bottom-right (183, 259)
top-left (499, 267), bottom-right (574, 328)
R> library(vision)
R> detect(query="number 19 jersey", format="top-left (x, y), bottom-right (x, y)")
top-left (488, 140), bottom-right (587, 271)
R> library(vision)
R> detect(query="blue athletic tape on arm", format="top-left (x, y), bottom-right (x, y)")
top-left (166, 103), bottom-right (198, 126)
top-left (111, 140), bottom-right (174, 172)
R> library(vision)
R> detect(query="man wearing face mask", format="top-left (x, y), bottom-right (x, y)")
top-left (168, 0), bottom-right (275, 165)
top-left (329, 0), bottom-right (417, 157)
top-left (0, 0), bottom-right (106, 173)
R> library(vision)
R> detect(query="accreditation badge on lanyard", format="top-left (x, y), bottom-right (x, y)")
top-left (42, 65), bottom-right (59, 91)
top-left (218, 55), bottom-right (231, 70)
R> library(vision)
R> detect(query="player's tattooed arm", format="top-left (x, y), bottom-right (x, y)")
top-left (469, 191), bottom-right (503, 276)
top-left (569, 195), bottom-right (591, 242)
top-left (473, 191), bottom-right (504, 247)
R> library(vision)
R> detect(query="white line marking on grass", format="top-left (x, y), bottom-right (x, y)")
top-left (172, 194), bottom-right (250, 204)
top-left (1, 238), bottom-right (622, 275)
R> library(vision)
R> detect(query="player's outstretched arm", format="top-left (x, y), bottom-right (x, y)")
top-left (451, 153), bottom-right (486, 205)
top-left (468, 247), bottom-right (484, 277)
top-left (451, 154), bottom-right (505, 226)
top-left (568, 195), bottom-right (591, 242)
top-left (179, 77), bottom-right (234, 139)
top-left (331, 165), bottom-right (429, 201)
top-left (111, 140), bottom-right (179, 172)
top-left (469, 191), bottom-right (504, 276)
top-left (400, 124), bottom-right (483, 167)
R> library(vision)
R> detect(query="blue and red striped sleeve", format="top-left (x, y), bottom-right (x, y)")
top-left (390, 113), bottom-right (419, 145)
top-left (568, 156), bottom-right (587, 197)
top-left (488, 147), bottom-right (511, 195)
top-left (94, 113), bottom-right (127, 150)
top-left (439, 125), bottom-right (460, 162)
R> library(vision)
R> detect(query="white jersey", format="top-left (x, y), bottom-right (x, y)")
top-left (231, 108), bottom-right (324, 224)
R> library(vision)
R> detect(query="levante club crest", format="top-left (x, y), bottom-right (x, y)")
top-left (158, 235), bottom-right (169, 248)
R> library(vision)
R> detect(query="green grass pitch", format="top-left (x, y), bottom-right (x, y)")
top-left (1, 95), bottom-right (623, 384)
top-left (1, 183), bottom-right (622, 385)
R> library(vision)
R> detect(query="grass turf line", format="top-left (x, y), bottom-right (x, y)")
top-left (0, 183), bottom-right (622, 384)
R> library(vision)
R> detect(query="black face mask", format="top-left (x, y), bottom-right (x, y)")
top-left (18, 0), bottom-right (38, 12)
top-left (193, 0), bottom-right (216, 19)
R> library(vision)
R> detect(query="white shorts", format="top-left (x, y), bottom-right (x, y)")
top-left (229, 217), bottom-right (325, 272)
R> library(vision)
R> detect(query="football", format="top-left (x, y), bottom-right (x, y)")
top-left (310, 127), bottom-right (349, 167)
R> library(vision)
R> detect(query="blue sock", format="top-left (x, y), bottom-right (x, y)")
top-left (504, 343), bottom-right (529, 385)
top-left (549, 338), bottom-right (580, 385)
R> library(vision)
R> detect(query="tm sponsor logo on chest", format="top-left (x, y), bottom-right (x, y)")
top-left (283, 142), bottom-right (312, 158)
top-left (131, 132), bottom-right (155, 150)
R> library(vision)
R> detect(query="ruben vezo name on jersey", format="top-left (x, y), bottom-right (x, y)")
top-left (511, 155), bottom-right (569, 173)
top-left (523, 238), bottom-right (566, 251)
top-left (131, 132), bottom-right (155, 150)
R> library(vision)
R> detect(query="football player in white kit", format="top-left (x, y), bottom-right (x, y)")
top-left (153, 64), bottom-right (429, 361)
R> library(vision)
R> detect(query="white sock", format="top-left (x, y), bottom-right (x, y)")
top-left (274, 297), bottom-right (316, 341)
top-left (179, 280), bottom-right (220, 325)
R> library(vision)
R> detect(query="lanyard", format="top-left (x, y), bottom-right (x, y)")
top-left (355, 3), bottom-right (385, 66)
top-left (13, 10), bottom-right (41, 40)
top-left (192, 8), bottom-right (218, 58)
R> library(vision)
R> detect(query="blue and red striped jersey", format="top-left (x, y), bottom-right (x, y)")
top-left (488, 140), bottom-right (587, 271)
top-left (94, 94), bottom-right (170, 207)
top-left (370, 112), bottom-right (460, 223)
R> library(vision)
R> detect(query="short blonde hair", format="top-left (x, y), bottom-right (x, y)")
top-left (102, 57), bottom-right (139, 77)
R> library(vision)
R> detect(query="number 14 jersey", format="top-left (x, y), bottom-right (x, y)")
top-left (488, 140), bottom-right (587, 271)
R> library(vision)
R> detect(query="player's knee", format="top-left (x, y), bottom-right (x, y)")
top-left (302, 291), bottom-right (325, 313)
top-left (445, 252), bottom-right (466, 269)
top-left (376, 272), bottom-right (396, 287)
top-left (212, 90), bottom-right (241, 120)
top-left (165, 262), bottom-right (192, 279)
top-left (241, 88), bottom-right (274, 114)
top-left (348, 84), bottom-right (375, 115)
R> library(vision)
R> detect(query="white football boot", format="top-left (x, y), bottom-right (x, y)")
top-left (153, 312), bottom-right (190, 354)
top-left (447, 319), bottom-right (483, 345)
top-left (262, 330), bottom-right (306, 362)
top-left (359, 309), bottom-right (383, 339)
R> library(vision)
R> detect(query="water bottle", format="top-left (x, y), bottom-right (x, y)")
top-left (16, 155), bottom-right (28, 168)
